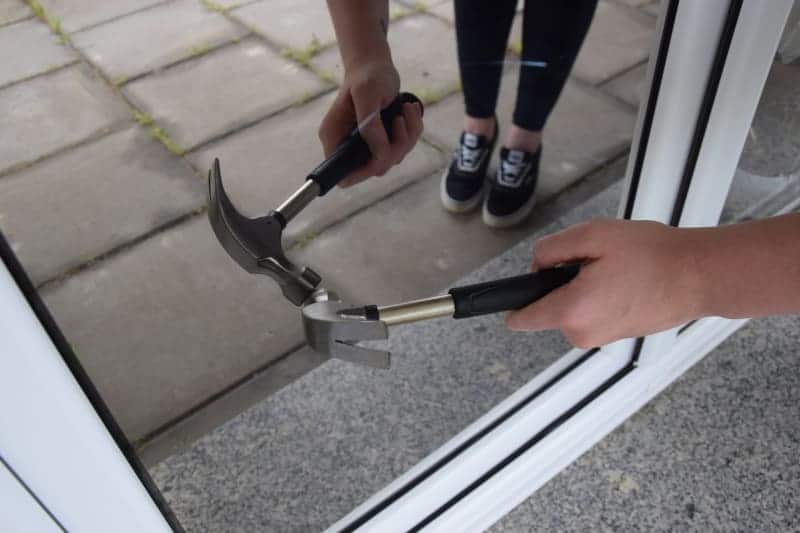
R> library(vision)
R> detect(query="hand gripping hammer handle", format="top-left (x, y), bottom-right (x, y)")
top-left (349, 264), bottom-right (581, 326)
top-left (275, 92), bottom-right (424, 226)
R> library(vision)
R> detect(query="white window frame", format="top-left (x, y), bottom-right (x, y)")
top-left (0, 1), bottom-right (793, 531)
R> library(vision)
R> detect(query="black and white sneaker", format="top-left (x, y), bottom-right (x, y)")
top-left (482, 147), bottom-right (540, 228)
top-left (440, 127), bottom-right (498, 213)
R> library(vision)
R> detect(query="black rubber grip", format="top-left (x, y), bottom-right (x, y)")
top-left (308, 92), bottom-right (424, 196)
top-left (449, 264), bottom-right (580, 319)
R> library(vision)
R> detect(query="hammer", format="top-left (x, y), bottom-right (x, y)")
top-left (207, 91), bottom-right (579, 368)
top-left (208, 92), bottom-right (424, 307)
top-left (300, 265), bottom-right (579, 368)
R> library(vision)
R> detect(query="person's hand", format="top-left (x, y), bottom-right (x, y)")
top-left (506, 219), bottom-right (706, 348)
top-left (318, 57), bottom-right (423, 187)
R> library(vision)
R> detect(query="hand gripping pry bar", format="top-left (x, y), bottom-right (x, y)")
top-left (208, 92), bottom-right (580, 369)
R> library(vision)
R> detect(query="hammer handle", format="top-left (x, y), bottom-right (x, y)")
top-left (371, 265), bottom-right (580, 326)
top-left (448, 265), bottom-right (581, 319)
top-left (308, 92), bottom-right (424, 196)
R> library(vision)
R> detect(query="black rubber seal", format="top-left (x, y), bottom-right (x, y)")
top-left (0, 231), bottom-right (185, 532)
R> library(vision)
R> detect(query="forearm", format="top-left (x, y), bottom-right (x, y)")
top-left (326, 0), bottom-right (391, 70)
top-left (692, 213), bottom-right (800, 319)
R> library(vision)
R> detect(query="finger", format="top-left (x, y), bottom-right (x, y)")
top-left (318, 89), bottom-right (356, 157)
top-left (352, 90), bottom-right (393, 176)
top-left (531, 222), bottom-right (605, 271)
top-left (505, 280), bottom-right (581, 332)
top-left (404, 102), bottom-right (424, 143)
top-left (389, 115), bottom-right (409, 165)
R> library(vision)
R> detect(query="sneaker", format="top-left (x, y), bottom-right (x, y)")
top-left (482, 146), bottom-right (540, 228)
top-left (440, 125), bottom-right (498, 213)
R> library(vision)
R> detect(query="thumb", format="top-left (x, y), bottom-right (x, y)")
top-left (532, 221), bottom-right (605, 271)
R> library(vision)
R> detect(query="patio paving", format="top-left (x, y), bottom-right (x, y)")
top-left (0, 17), bottom-right (76, 88)
top-left (0, 0), bottom-right (655, 451)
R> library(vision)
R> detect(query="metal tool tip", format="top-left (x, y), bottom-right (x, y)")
top-left (338, 305), bottom-right (379, 321)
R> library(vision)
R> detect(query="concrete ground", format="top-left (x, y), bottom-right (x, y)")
top-left (149, 180), bottom-right (800, 532)
top-left (0, 0), bottom-right (657, 459)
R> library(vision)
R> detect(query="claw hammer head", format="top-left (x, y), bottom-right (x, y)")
top-left (302, 297), bottom-right (390, 368)
top-left (208, 159), bottom-right (321, 306)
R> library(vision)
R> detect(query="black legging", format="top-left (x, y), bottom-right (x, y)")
top-left (455, 0), bottom-right (597, 132)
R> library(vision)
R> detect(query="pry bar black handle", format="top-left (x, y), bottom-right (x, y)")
top-left (308, 92), bottom-right (424, 196)
top-left (448, 264), bottom-right (581, 319)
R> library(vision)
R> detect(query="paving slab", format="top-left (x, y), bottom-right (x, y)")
top-left (231, 0), bottom-right (337, 50)
top-left (601, 62), bottom-right (647, 108)
top-left (34, 0), bottom-right (166, 33)
top-left (137, 345), bottom-right (327, 467)
top-left (395, 0), bottom-right (449, 8)
top-left (0, 18), bottom-right (76, 88)
top-left (423, 69), bottom-right (636, 201)
top-left (148, 182), bottom-right (622, 531)
top-left (0, 127), bottom-right (205, 285)
top-left (124, 37), bottom-right (328, 151)
top-left (572, 0), bottom-right (655, 85)
top-left (643, 1), bottom-right (662, 18)
top-left (188, 91), bottom-right (446, 245)
top-left (427, 0), bottom-right (454, 24)
top-left (312, 13), bottom-right (460, 103)
top-left (41, 214), bottom-right (330, 441)
top-left (71, 0), bottom-right (246, 81)
top-left (0, 0), bottom-right (30, 26)
top-left (0, 64), bottom-right (129, 174)
top-left (494, 313), bottom-right (800, 532)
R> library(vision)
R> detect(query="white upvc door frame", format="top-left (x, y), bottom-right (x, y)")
top-left (0, 1), bottom-right (792, 531)
top-left (0, 237), bottom-right (180, 532)
top-left (329, 1), bottom-right (794, 531)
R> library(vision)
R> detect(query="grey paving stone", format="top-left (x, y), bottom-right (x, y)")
top-left (148, 183), bottom-right (622, 532)
top-left (0, 64), bottom-right (128, 174)
top-left (231, 0), bottom-right (337, 50)
top-left (124, 37), bottom-right (328, 151)
top-left (188, 91), bottom-right (446, 245)
top-left (493, 313), bottom-right (800, 532)
top-left (396, 0), bottom-right (449, 8)
top-left (0, 18), bottom-right (76, 88)
top-left (0, 127), bottom-right (205, 285)
top-left (34, 0), bottom-right (166, 32)
top-left (643, 1), bottom-right (662, 17)
top-left (572, 0), bottom-right (655, 85)
top-left (0, 0), bottom-right (31, 26)
top-left (312, 13), bottom-right (460, 103)
top-left (423, 69), bottom-right (636, 202)
top-left (137, 345), bottom-right (327, 467)
top-left (41, 214), bottom-right (323, 441)
top-left (601, 62), bottom-right (647, 108)
top-left (427, 0), bottom-right (454, 24)
top-left (71, 0), bottom-right (246, 81)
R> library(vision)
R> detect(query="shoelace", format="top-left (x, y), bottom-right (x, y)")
top-left (457, 135), bottom-right (484, 172)
top-left (497, 151), bottom-right (527, 188)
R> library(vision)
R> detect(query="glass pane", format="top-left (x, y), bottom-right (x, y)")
top-left (0, 0), bottom-right (654, 529)
top-left (722, 25), bottom-right (800, 224)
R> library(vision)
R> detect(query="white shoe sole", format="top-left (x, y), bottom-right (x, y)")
top-left (440, 169), bottom-right (484, 214)
top-left (482, 192), bottom-right (537, 229)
